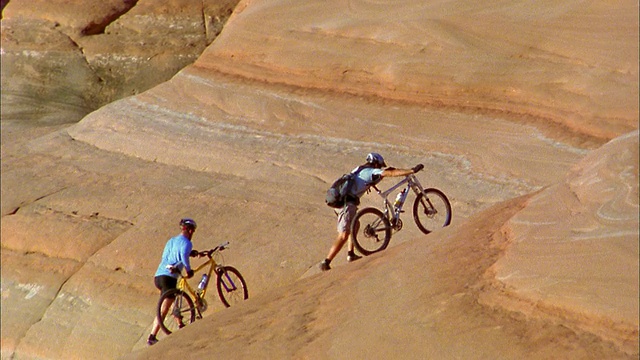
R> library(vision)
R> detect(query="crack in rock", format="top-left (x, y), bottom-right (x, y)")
top-left (81, 0), bottom-right (139, 36)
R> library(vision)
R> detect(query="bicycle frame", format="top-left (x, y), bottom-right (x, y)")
top-left (350, 170), bottom-right (452, 256)
top-left (372, 173), bottom-right (426, 229)
top-left (177, 258), bottom-right (215, 301)
top-left (175, 242), bottom-right (233, 315)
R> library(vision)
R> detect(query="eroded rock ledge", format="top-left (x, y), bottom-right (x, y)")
top-left (0, 0), bottom-right (240, 124)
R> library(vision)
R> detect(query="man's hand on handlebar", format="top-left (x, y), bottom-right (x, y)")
top-left (191, 249), bottom-right (209, 258)
top-left (186, 269), bottom-right (194, 278)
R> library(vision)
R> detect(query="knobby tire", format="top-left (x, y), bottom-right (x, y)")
top-left (157, 289), bottom-right (196, 335)
top-left (413, 188), bottom-right (452, 234)
top-left (216, 266), bottom-right (249, 307)
top-left (351, 207), bottom-right (392, 256)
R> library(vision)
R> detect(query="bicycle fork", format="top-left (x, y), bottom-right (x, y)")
top-left (416, 193), bottom-right (437, 217)
top-left (216, 267), bottom-right (239, 293)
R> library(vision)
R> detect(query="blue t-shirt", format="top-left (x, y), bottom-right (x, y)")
top-left (349, 167), bottom-right (384, 198)
top-left (154, 234), bottom-right (193, 278)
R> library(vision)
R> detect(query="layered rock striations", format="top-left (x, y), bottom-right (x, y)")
top-left (1, 0), bottom-right (638, 359)
top-left (485, 131), bottom-right (639, 354)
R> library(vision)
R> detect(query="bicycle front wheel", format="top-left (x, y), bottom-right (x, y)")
top-left (157, 289), bottom-right (196, 335)
top-left (351, 207), bottom-right (392, 256)
top-left (216, 266), bottom-right (249, 308)
top-left (413, 188), bottom-right (452, 234)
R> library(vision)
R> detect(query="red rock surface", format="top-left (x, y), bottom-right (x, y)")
top-left (1, 0), bottom-right (638, 359)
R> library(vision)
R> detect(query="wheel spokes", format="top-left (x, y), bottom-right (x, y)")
top-left (351, 208), bottom-right (392, 255)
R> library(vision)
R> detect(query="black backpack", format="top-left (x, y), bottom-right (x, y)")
top-left (325, 166), bottom-right (368, 208)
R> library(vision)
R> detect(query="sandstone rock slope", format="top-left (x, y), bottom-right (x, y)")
top-left (1, 0), bottom-right (638, 359)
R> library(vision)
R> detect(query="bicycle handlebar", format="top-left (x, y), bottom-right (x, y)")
top-left (167, 241), bottom-right (231, 275)
top-left (198, 241), bottom-right (230, 258)
top-left (371, 165), bottom-right (422, 192)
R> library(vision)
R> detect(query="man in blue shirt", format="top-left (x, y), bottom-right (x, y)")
top-left (319, 153), bottom-right (421, 271)
top-left (148, 218), bottom-right (199, 345)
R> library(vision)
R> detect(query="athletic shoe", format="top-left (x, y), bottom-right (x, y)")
top-left (147, 334), bottom-right (158, 346)
top-left (347, 253), bottom-right (362, 262)
top-left (319, 260), bottom-right (331, 271)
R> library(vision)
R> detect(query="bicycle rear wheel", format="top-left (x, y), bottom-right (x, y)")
top-left (157, 289), bottom-right (196, 335)
top-left (413, 188), bottom-right (452, 234)
top-left (351, 207), bottom-right (392, 255)
top-left (216, 266), bottom-right (249, 307)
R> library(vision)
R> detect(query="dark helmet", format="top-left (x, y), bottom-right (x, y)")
top-left (366, 152), bottom-right (387, 168)
top-left (180, 218), bottom-right (197, 229)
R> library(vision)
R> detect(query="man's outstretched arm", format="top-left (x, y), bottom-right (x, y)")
top-left (382, 164), bottom-right (423, 178)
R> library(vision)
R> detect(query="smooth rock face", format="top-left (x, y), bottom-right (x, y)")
top-left (199, 0), bottom-right (638, 144)
top-left (1, 0), bottom-right (638, 359)
top-left (487, 130), bottom-right (639, 353)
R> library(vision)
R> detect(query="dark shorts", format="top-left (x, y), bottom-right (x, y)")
top-left (154, 275), bottom-right (177, 295)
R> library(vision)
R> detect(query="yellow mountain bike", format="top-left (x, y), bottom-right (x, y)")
top-left (157, 241), bottom-right (248, 334)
